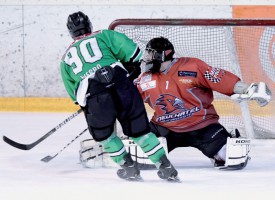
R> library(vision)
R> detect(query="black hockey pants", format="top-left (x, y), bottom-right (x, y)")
top-left (150, 122), bottom-right (231, 158)
top-left (83, 65), bottom-right (150, 142)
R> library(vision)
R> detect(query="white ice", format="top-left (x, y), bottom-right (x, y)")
top-left (1, 112), bottom-right (275, 200)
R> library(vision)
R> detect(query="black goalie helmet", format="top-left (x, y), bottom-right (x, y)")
top-left (142, 37), bottom-right (175, 73)
top-left (67, 11), bottom-right (92, 39)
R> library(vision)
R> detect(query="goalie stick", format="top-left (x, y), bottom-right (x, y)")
top-left (41, 128), bottom-right (88, 163)
top-left (2, 109), bottom-right (83, 150)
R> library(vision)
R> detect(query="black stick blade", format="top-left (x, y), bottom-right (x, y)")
top-left (3, 136), bottom-right (31, 150)
top-left (2, 109), bottom-right (83, 151)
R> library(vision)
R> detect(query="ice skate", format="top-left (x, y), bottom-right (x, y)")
top-left (157, 155), bottom-right (181, 183)
top-left (117, 153), bottom-right (143, 181)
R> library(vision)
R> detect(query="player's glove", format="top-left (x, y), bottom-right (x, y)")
top-left (122, 62), bottom-right (141, 81)
top-left (231, 82), bottom-right (272, 107)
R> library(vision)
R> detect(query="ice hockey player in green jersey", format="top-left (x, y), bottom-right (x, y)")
top-left (60, 11), bottom-right (180, 182)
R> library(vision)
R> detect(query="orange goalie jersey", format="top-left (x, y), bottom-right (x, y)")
top-left (137, 57), bottom-right (241, 133)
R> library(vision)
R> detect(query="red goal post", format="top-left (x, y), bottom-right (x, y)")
top-left (109, 19), bottom-right (275, 139)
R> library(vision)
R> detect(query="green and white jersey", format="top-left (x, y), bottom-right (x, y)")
top-left (60, 29), bottom-right (142, 106)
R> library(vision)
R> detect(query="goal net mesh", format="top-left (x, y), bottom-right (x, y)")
top-left (109, 19), bottom-right (275, 139)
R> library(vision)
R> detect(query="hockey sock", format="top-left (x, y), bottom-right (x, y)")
top-left (131, 132), bottom-right (165, 165)
top-left (99, 133), bottom-right (127, 165)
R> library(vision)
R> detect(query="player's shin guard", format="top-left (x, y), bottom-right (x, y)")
top-left (130, 132), bottom-right (166, 164)
top-left (99, 133), bottom-right (127, 165)
top-left (217, 137), bottom-right (251, 170)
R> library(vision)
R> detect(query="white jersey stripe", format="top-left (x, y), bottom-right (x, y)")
top-left (145, 143), bottom-right (163, 157)
top-left (109, 146), bottom-right (126, 157)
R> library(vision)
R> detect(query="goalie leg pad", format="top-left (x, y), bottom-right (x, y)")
top-left (79, 137), bottom-right (167, 169)
top-left (79, 139), bottom-right (117, 168)
top-left (79, 139), bottom-right (104, 168)
top-left (219, 137), bottom-right (251, 170)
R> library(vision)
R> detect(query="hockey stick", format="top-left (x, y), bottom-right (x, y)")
top-left (41, 128), bottom-right (88, 163)
top-left (2, 109), bottom-right (83, 150)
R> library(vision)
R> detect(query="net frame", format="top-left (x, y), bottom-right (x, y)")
top-left (109, 19), bottom-right (275, 139)
top-left (109, 19), bottom-right (275, 29)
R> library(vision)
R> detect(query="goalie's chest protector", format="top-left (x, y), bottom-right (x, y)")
top-left (139, 58), bottom-right (240, 132)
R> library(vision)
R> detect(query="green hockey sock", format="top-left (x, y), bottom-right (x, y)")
top-left (131, 132), bottom-right (165, 164)
top-left (100, 133), bottom-right (127, 165)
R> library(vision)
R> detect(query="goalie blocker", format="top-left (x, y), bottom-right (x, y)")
top-left (79, 137), bottom-right (168, 170)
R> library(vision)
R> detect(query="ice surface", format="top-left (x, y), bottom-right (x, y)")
top-left (1, 112), bottom-right (275, 200)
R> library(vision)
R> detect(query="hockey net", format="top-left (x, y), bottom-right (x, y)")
top-left (109, 19), bottom-right (275, 139)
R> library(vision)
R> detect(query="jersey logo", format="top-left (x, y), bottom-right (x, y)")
top-left (178, 71), bottom-right (197, 77)
top-left (155, 94), bottom-right (201, 123)
top-left (156, 94), bottom-right (186, 114)
top-left (140, 80), bottom-right (156, 91)
top-left (179, 78), bottom-right (193, 84)
top-left (140, 74), bottom-right (152, 83)
top-left (204, 67), bottom-right (225, 83)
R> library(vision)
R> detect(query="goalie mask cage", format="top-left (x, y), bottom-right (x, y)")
top-left (109, 19), bottom-right (275, 139)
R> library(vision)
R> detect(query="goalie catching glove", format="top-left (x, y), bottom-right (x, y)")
top-left (231, 82), bottom-right (272, 107)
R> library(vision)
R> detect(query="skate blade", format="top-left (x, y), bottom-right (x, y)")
top-left (126, 175), bottom-right (144, 182)
top-left (167, 176), bottom-right (181, 183)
